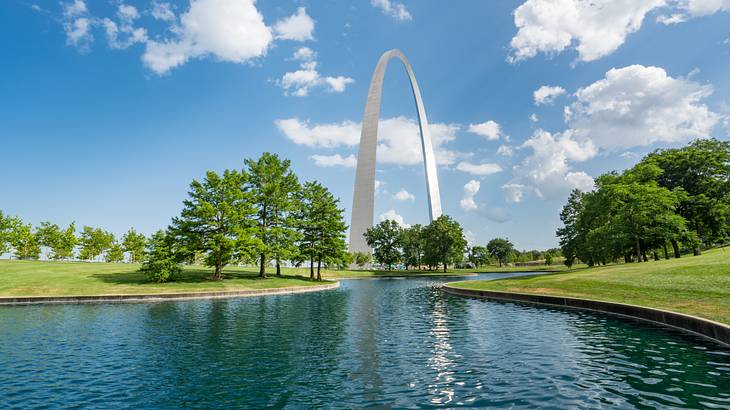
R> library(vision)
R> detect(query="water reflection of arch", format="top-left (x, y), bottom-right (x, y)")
top-left (349, 49), bottom-right (442, 253)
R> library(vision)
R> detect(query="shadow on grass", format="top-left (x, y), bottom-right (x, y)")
top-left (91, 267), bottom-right (318, 286)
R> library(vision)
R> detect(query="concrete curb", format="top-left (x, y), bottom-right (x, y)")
top-left (0, 282), bottom-right (340, 306)
top-left (442, 284), bottom-right (730, 347)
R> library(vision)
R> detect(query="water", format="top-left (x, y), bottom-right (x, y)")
top-left (1, 273), bottom-right (729, 409)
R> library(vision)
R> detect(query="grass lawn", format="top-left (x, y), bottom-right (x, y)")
top-left (449, 247), bottom-right (730, 324)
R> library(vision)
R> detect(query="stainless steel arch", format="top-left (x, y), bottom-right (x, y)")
top-left (349, 49), bottom-right (442, 254)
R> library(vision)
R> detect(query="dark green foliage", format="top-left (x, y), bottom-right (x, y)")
top-left (486, 238), bottom-right (514, 267)
top-left (351, 251), bottom-right (371, 268)
top-left (467, 245), bottom-right (490, 267)
top-left (400, 224), bottom-right (424, 270)
top-left (364, 220), bottom-right (403, 270)
top-left (140, 230), bottom-right (182, 282)
top-left (422, 215), bottom-right (467, 272)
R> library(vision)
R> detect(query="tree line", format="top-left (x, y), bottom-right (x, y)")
top-left (0, 214), bottom-right (146, 263)
top-left (142, 152), bottom-right (349, 282)
top-left (557, 139), bottom-right (730, 267)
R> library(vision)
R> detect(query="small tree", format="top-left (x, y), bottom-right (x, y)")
top-left (468, 245), bottom-right (490, 267)
top-left (78, 226), bottom-right (114, 261)
top-left (122, 229), bottom-right (146, 263)
top-left (364, 220), bottom-right (403, 270)
top-left (422, 215), bottom-right (467, 272)
top-left (400, 224), bottom-right (424, 270)
top-left (35, 221), bottom-right (76, 260)
top-left (352, 251), bottom-right (371, 268)
top-left (544, 252), bottom-right (553, 266)
top-left (105, 242), bottom-right (125, 263)
top-left (487, 237), bottom-right (515, 267)
top-left (0, 211), bottom-right (13, 254)
top-left (140, 230), bottom-right (182, 282)
top-left (172, 170), bottom-right (256, 280)
top-left (10, 221), bottom-right (41, 260)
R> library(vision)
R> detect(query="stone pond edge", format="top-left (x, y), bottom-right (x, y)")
top-left (0, 282), bottom-right (340, 306)
top-left (442, 284), bottom-right (730, 347)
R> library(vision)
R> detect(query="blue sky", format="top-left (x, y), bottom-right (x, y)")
top-left (1, 0), bottom-right (729, 250)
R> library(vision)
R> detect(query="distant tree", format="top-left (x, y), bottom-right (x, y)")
top-left (556, 190), bottom-right (584, 267)
top-left (78, 226), bottom-right (114, 261)
top-left (105, 242), bottom-right (125, 263)
top-left (140, 230), bottom-right (182, 282)
top-left (544, 253), bottom-right (553, 266)
top-left (36, 221), bottom-right (76, 260)
top-left (0, 211), bottom-right (12, 254)
top-left (400, 224), bottom-right (424, 270)
top-left (467, 245), bottom-right (490, 267)
top-left (246, 152), bottom-right (301, 278)
top-left (352, 251), bottom-right (371, 268)
top-left (486, 238), bottom-right (514, 267)
top-left (364, 220), bottom-right (403, 271)
top-left (422, 215), bottom-right (467, 272)
top-left (172, 170), bottom-right (256, 280)
top-left (10, 221), bottom-right (41, 260)
top-left (122, 229), bottom-right (146, 263)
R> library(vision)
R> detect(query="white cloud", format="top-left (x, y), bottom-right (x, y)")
top-left (275, 118), bottom-right (360, 148)
top-left (658, 0), bottom-right (730, 23)
top-left (394, 189), bottom-right (415, 201)
top-left (62, 0), bottom-right (93, 51)
top-left (276, 116), bottom-right (464, 167)
top-left (460, 180), bottom-right (480, 211)
top-left (142, 0), bottom-right (273, 74)
top-left (310, 154), bottom-right (357, 168)
top-left (371, 0), bottom-right (412, 21)
top-left (280, 48), bottom-right (353, 96)
top-left (379, 209), bottom-right (409, 227)
top-left (468, 120), bottom-right (501, 140)
top-left (102, 4), bottom-right (147, 50)
top-left (273, 7), bottom-right (315, 41)
top-left (374, 180), bottom-right (384, 195)
top-left (456, 161), bottom-right (503, 176)
top-left (509, 0), bottom-right (666, 63)
top-left (504, 129), bottom-right (596, 202)
top-left (497, 145), bottom-right (514, 156)
top-left (150, 2), bottom-right (175, 21)
top-left (529, 113), bottom-right (539, 122)
top-left (566, 65), bottom-right (721, 149)
top-left (534, 85), bottom-right (566, 105)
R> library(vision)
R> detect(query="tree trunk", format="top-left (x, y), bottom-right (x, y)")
top-left (635, 237), bottom-right (642, 263)
top-left (663, 243), bottom-right (669, 260)
top-left (276, 259), bottom-right (281, 276)
top-left (624, 254), bottom-right (630, 263)
top-left (671, 239), bottom-right (681, 258)
top-left (316, 255), bottom-right (322, 281)
top-left (443, 263), bottom-right (447, 273)
top-left (693, 246), bottom-right (701, 256)
top-left (309, 256), bottom-right (314, 280)
top-left (653, 251), bottom-right (659, 261)
top-left (259, 253), bottom-right (267, 278)
top-left (642, 251), bottom-right (648, 262)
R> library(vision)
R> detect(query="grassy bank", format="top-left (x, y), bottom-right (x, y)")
top-left (449, 248), bottom-right (730, 324)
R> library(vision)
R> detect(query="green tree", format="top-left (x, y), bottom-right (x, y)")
top-left (467, 245), bottom-right (490, 267)
top-left (140, 230), bottom-right (182, 282)
top-left (352, 251), bottom-right (371, 268)
top-left (0, 211), bottom-right (13, 254)
top-left (246, 152), bottom-right (301, 278)
top-left (364, 219), bottom-right (403, 270)
top-left (486, 237), bottom-right (514, 267)
top-left (400, 224), bottom-right (424, 270)
top-left (122, 228), bottom-right (147, 263)
top-left (78, 226), bottom-right (115, 261)
top-left (422, 215), bottom-right (467, 272)
top-left (105, 242), bottom-right (125, 263)
top-left (36, 221), bottom-right (76, 260)
top-left (10, 221), bottom-right (41, 260)
top-left (172, 170), bottom-right (256, 280)
top-left (544, 252), bottom-right (553, 266)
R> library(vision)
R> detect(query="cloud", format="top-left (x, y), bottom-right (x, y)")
top-left (102, 4), bottom-right (147, 50)
top-left (150, 2), bottom-right (175, 21)
top-left (497, 145), bottom-right (514, 156)
top-left (371, 0), bottom-right (412, 21)
top-left (394, 189), bottom-right (415, 201)
top-left (142, 0), bottom-right (273, 74)
top-left (467, 120), bottom-right (501, 140)
top-left (62, 0), bottom-right (93, 51)
top-left (456, 161), bottom-right (503, 176)
top-left (534, 85), bottom-right (566, 105)
top-left (310, 154), bottom-right (357, 168)
top-left (279, 48), bottom-right (353, 96)
top-left (504, 129), bottom-right (596, 202)
top-left (529, 113), bottom-right (539, 122)
top-left (461, 180), bottom-right (512, 222)
top-left (374, 180), bottom-right (384, 195)
top-left (566, 65), bottom-right (721, 149)
top-left (460, 180), bottom-right (480, 211)
top-left (658, 0), bottom-right (730, 23)
top-left (509, 0), bottom-right (665, 63)
top-left (276, 117), bottom-right (464, 167)
top-left (379, 209), bottom-right (409, 227)
top-left (273, 7), bottom-right (315, 41)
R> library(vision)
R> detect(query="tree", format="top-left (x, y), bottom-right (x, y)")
top-left (400, 224), bottom-right (424, 270)
top-left (467, 245), bottom-right (490, 267)
top-left (122, 229), bottom-right (146, 263)
top-left (105, 242), bottom-right (125, 263)
top-left (544, 253), bottom-right (553, 266)
top-left (10, 221), bottom-right (41, 260)
top-left (487, 238), bottom-right (514, 267)
top-left (172, 170), bottom-right (256, 280)
top-left (352, 251), bottom-right (371, 268)
top-left (0, 211), bottom-right (13, 254)
top-left (295, 181), bottom-right (348, 280)
top-left (246, 152), bottom-right (301, 278)
top-left (78, 226), bottom-right (114, 261)
top-left (140, 230), bottom-right (182, 282)
top-left (364, 220), bottom-right (403, 270)
top-left (36, 221), bottom-right (76, 260)
top-left (422, 215), bottom-right (467, 272)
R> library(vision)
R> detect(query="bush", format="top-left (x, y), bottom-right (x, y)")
top-left (139, 230), bottom-right (181, 283)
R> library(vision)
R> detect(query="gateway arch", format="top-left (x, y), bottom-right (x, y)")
top-left (349, 49), bottom-right (442, 254)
